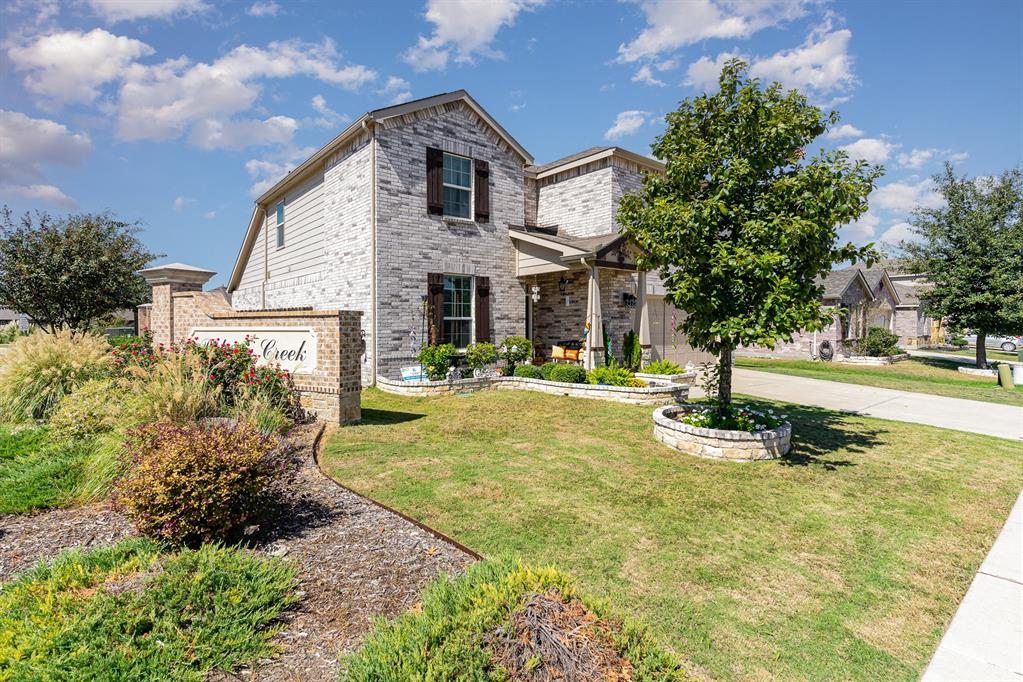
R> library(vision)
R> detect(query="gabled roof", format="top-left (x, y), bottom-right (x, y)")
top-left (846, 263), bottom-right (902, 305)
top-left (508, 227), bottom-right (629, 260)
top-left (525, 146), bottom-right (664, 179)
top-left (816, 268), bottom-right (874, 301)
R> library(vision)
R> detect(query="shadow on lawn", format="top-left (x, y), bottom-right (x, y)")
top-left (745, 401), bottom-right (885, 470)
top-left (358, 408), bottom-right (426, 426)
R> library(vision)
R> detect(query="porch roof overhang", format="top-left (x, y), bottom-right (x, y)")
top-left (508, 226), bottom-right (640, 276)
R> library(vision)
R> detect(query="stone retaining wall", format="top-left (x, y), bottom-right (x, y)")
top-left (375, 374), bottom-right (690, 406)
top-left (652, 405), bottom-right (791, 461)
top-left (841, 354), bottom-right (911, 365)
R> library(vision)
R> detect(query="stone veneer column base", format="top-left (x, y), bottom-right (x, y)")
top-left (652, 405), bottom-right (791, 461)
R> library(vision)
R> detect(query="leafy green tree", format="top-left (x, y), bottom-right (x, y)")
top-left (900, 164), bottom-right (1023, 367)
top-left (0, 208), bottom-right (158, 333)
top-left (618, 60), bottom-right (882, 410)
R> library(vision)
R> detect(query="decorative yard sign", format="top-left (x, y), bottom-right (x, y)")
top-left (189, 327), bottom-right (317, 373)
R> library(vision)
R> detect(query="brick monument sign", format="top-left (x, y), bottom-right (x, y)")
top-left (139, 263), bottom-right (363, 424)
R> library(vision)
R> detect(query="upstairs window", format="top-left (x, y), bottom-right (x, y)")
top-left (442, 153), bottom-right (472, 219)
top-left (275, 200), bottom-right (285, 248)
top-left (443, 274), bottom-right (473, 348)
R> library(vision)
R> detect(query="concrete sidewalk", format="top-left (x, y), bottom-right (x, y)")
top-left (725, 368), bottom-right (1023, 440)
top-left (922, 492), bottom-right (1023, 681)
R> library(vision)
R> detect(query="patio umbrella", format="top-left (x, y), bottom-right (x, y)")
top-left (585, 263), bottom-right (604, 369)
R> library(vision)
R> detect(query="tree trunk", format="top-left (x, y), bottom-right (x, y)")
top-left (976, 331), bottom-right (987, 368)
top-left (717, 346), bottom-right (733, 408)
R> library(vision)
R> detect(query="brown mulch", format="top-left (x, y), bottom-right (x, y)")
top-left (488, 591), bottom-right (634, 682)
top-left (0, 422), bottom-right (475, 681)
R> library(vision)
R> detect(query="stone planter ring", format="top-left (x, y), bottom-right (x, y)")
top-left (652, 405), bottom-right (791, 461)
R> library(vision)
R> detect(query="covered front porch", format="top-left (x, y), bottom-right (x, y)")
top-left (509, 227), bottom-right (652, 369)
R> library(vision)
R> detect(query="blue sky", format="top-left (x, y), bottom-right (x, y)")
top-left (1, 0), bottom-right (1020, 288)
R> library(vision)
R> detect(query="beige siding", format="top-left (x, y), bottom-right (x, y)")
top-left (516, 239), bottom-right (570, 276)
top-left (266, 171), bottom-right (325, 282)
top-left (238, 217), bottom-right (266, 289)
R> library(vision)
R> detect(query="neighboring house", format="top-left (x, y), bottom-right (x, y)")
top-left (226, 90), bottom-right (712, 384)
top-left (742, 261), bottom-right (937, 358)
top-left (0, 308), bottom-right (29, 331)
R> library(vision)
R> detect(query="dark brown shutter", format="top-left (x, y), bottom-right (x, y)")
top-left (426, 147), bottom-right (443, 215)
top-left (427, 272), bottom-right (445, 344)
top-left (474, 159), bottom-right (490, 223)
top-left (474, 276), bottom-right (491, 343)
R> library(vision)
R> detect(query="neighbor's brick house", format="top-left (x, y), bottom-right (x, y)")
top-left (227, 90), bottom-right (712, 383)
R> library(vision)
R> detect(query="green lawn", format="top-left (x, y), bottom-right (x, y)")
top-left (322, 389), bottom-right (1022, 681)
top-left (922, 347), bottom-right (1019, 362)
top-left (0, 425), bottom-right (93, 513)
top-left (735, 356), bottom-right (1023, 406)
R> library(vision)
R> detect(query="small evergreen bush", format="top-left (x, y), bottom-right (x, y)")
top-left (855, 326), bottom-right (900, 357)
top-left (0, 330), bottom-right (113, 421)
top-left (114, 422), bottom-right (295, 544)
top-left (622, 330), bottom-right (642, 371)
top-left (548, 364), bottom-right (587, 384)
top-left (641, 359), bottom-right (685, 375)
top-left (513, 364), bottom-right (543, 379)
top-left (498, 335), bottom-right (533, 373)
top-left (539, 362), bottom-right (558, 380)
top-left (416, 343), bottom-right (458, 380)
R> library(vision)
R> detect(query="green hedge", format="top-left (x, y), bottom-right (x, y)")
top-left (548, 364), bottom-right (588, 384)
top-left (513, 364), bottom-right (543, 379)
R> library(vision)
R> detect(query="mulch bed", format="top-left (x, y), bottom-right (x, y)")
top-left (488, 591), bottom-right (634, 682)
top-left (0, 422), bottom-right (475, 681)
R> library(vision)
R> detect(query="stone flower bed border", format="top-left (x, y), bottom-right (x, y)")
top-left (375, 373), bottom-right (695, 406)
top-left (840, 353), bottom-right (910, 366)
top-left (652, 405), bottom-right (792, 461)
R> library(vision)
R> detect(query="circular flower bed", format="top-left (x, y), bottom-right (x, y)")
top-left (652, 404), bottom-right (791, 461)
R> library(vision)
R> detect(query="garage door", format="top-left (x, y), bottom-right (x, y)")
top-left (648, 297), bottom-right (714, 367)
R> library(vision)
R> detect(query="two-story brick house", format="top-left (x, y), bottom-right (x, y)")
top-left (227, 90), bottom-right (711, 383)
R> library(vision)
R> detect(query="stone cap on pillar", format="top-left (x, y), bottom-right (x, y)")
top-left (139, 262), bottom-right (217, 286)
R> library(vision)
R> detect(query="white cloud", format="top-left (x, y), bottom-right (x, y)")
top-left (247, 0), bottom-right (280, 17)
top-left (378, 75), bottom-right (412, 104)
top-left (632, 64), bottom-right (666, 86)
top-left (841, 137), bottom-right (896, 164)
top-left (85, 0), bottom-right (209, 22)
top-left (841, 210), bottom-right (880, 241)
top-left (655, 57), bottom-right (678, 71)
top-left (244, 146), bottom-right (316, 197)
top-left (202, 210), bottom-right (216, 219)
top-left (403, 0), bottom-right (544, 72)
top-left (749, 24), bottom-right (855, 95)
top-left (947, 151), bottom-right (969, 163)
top-left (684, 51), bottom-right (741, 91)
top-left (116, 39), bottom-right (375, 145)
top-left (7, 28), bottom-right (154, 107)
top-left (172, 196), bottom-right (194, 211)
top-left (0, 110), bottom-right (91, 207)
top-left (872, 178), bottom-right (944, 212)
top-left (880, 221), bottom-right (916, 244)
top-left (188, 116), bottom-right (297, 150)
top-left (896, 148), bottom-right (936, 169)
top-left (618, 0), bottom-right (810, 63)
top-left (604, 110), bottom-right (650, 140)
top-left (824, 123), bottom-right (862, 140)
top-left (308, 94), bottom-right (349, 128)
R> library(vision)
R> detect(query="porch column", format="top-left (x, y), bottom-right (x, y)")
top-left (584, 262), bottom-right (604, 370)
top-left (635, 270), bottom-right (651, 361)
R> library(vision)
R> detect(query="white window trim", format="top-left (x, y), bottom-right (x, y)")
top-left (275, 200), bottom-right (285, 250)
top-left (442, 273), bottom-right (474, 350)
top-left (441, 152), bottom-right (473, 221)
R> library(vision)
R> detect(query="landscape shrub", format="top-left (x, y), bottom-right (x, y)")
top-left (855, 326), bottom-right (901, 357)
top-left (641, 359), bottom-right (684, 376)
top-left (513, 364), bottom-right (543, 379)
top-left (417, 343), bottom-right (458, 380)
top-left (539, 362), bottom-right (558, 380)
top-left (0, 539), bottom-right (297, 681)
top-left (114, 422), bottom-right (295, 544)
top-left (627, 377), bottom-right (648, 388)
top-left (342, 558), bottom-right (689, 681)
top-left (587, 364), bottom-right (637, 386)
top-left (234, 395), bottom-right (292, 435)
top-left (185, 338), bottom-right (258, 406)
top-left (622, 330), bottom-right (643, 371)
top-left (122, 349), bottom-right (222, 425)
top-left (0, 323), bottom-right (25, 344)
top-left (548, 364), bottom-right (588, 384)
top-left (109, 331), bottom-right (156, 372)
top-left (238, 364), bottom-right (302, 421)
top-left (464, 342), bottom-right (497, 373)
top-left (499, 335), bottom-right (533, 373)
top-left (48, 378), bottom-right (123, 441)
top-left (677, 404), bottom-right (786, 432)
top-left (0, 330), bottom-right (112, 421)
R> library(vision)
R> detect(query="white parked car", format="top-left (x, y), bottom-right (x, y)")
top-left (961, 334), bottom-right (1021, 353)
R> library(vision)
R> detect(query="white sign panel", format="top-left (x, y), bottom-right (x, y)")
top-left (188, 327), bottom-right (317, 374)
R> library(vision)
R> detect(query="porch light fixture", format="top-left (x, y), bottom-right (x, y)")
top-left (558, 276), bottom-right (568, 293)
top-left (623, 292), bottom-right (637, 309)
top-left (530, 284), bottom-right (541, 303)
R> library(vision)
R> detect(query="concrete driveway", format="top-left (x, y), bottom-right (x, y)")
top-left (713, 368), bottom-right (1023, 441)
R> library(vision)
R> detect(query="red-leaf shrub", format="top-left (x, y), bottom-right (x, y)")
top-left (114, 422), bottom-right (296, 544)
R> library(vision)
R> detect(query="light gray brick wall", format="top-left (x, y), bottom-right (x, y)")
top-left (373, 101), bottom-right (527, 378)
top-left (536, 164), bottom-right (613, 238)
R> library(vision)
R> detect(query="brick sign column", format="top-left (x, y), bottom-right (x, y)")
top-left (139, 263), bottom-right (363, 424)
